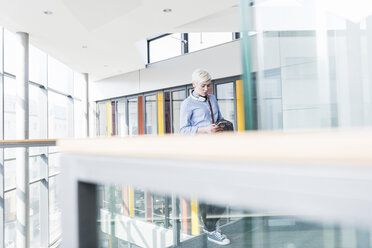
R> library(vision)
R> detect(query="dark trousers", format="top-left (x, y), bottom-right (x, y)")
top-left (199, 203), bottom-right (226, 232)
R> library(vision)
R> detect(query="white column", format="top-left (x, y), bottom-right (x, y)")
top-left (16, 31), bottom-right (29, 248)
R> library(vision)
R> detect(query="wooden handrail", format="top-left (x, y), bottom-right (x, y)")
top-left (0, 139), bottom-right (57, 148)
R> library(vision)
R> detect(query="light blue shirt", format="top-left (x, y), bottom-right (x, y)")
top-left (180, 92), bottom-right (223, 134)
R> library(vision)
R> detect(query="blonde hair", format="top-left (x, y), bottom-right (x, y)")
top-left (192, 69), bottom-right (211, 85)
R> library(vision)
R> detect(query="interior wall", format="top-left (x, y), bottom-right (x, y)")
top-left (90, 40), bottom-right (242, 101)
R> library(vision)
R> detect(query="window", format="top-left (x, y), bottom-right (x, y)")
top-left (48, 91), bottom-right (73, 139)
top-left (29, 84), bottom-right (47, 139)
top-left (171, 90), bottom-right (186, 133)
top-left (29, 45), bottom-right (47, 86)
top-left (216, 82), bottom-right (236, 129)
top-left (117, 100), bottom-right (128, 136)
top-left (188, 32), bottom-right (234, 52)
top-left (47, 56), bottom-right (73, 95)
top-left (148, 33), bottom-right (183, 63)
top-left (97, 102), bottom-right (108, 136)
top-left (128, 98), bottom-right (139, 135)
top-left (145, 95), bottom-right (157, 135)
top-left (4, 29), bottom-right (17, 75)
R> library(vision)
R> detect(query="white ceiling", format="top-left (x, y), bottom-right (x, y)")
top-left (0, 0), bottom-right (240, 81)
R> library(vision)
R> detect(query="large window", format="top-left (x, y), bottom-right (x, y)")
top-left (148, 33), bottom-right (183, 63)
top-left (29, 84), bottom-right (47, 139)
top-left (48, 91), bottom-right (73, 139)
top-left (148, 32), bottom-right (237, 64)
top-left (188, 32), bottom-right (234, 52)
top-left (0, 27), bottom-right (87, 248)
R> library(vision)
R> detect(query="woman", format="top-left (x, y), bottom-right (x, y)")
top-left (180, 69), bottom-right (230, 245)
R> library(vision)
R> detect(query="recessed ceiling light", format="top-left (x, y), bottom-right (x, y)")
top-left (163, 8), bottom-right (172, 13)
top-left (104, 65), bottom-right (108, 67)
top-left (82, 45), bottom-right (88, 48)
top-left (43, 10), bottom-right (53, 15)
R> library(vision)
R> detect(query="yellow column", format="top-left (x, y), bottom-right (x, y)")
top-left (128, 186), bottom-right (134, 217)
top-left (236, 80), bottom-right (245, 132)
top-left (106, 101), bottom-right (111, 136)
top-left (157, 93), bottom-right (164, 135)
top-left (191, 198), bottom-right (199, 235)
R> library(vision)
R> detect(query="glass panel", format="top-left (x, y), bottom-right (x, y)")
top-left (4, 159), bottom-right (16, 190)
top-left (188, 32), bottom-right (233, 53)
top-left (49, 152), bottom-right (61, 176)
top-left (97, 102), bottom-right (108, 137)
top-left (4, 76), bottom-right (16, 140)
top-left (216, 82), bottom-right (236, 128)
top-left (49, 176), bottom-right (62, 243)
top-left (73, 72), bottom-right (85, 99)
top-left (149, 33), bottom-right (182, 63)
top-left (30, 182), bottom-right (41, 248)
top-left (96, 184), bottom-right (372, 248)
top-left (48, 91), bottom-right (73, 138)
top-left (241, 0), bottom-right (372, 130)
top-left (117, 100), bottom-right (128, 136)
top-left (29, 154), bottom-right (47, 182)
top-left (29, 45), bottom-right (47, 85)
top-left (145, 95), bottom-right (157, 135)
top-left (47, 56), bottom-right (73, 95)
top-left (172, 90), bottom-right (186, 133)
top-left (0, 27), bottom-right (3, 73)
top-left (74, 99), bottom-right (83, 138)
top-left (164, 92), bottom-right (171, 133)
top-left (4, 29), bottom-right (17, 75)
top-left (29, 84), bottom-right (47, 139)
top-left (128, 98), bottom-right (138, 136)
top-left (5, 190), bottom-right (16, 248)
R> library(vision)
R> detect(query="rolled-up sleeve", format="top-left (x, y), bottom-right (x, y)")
top-left (180, 101), bottom-right (198, 134)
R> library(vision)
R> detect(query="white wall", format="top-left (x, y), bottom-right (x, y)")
top-left (90, 40), bottom-right (242, 101)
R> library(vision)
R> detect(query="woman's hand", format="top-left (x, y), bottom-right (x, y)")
top-left (197, 124), bottom-right (224, 134)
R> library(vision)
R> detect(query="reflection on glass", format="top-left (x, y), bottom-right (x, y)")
top-left (188, 32), bottom-right (234, 53)
top-left (216, 82), bottom-right (236, 128)
top-left (128, 98), bottom-right (138, 135)
top-left (172, 90), bottom-right (186, 133)
top-left (145, 95), bottom-right (157, 135)
top-left (149, 33), bottom-right (182, 63)
top-left (96, 184), bottom-right (372, 248)
top-left (5, 191), bottom-right (16, 248)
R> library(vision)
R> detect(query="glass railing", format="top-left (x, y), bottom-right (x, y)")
top-left (0, 139), bottom-right (60, 248)
top-left (58, 130), bottom-right (372, 248)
